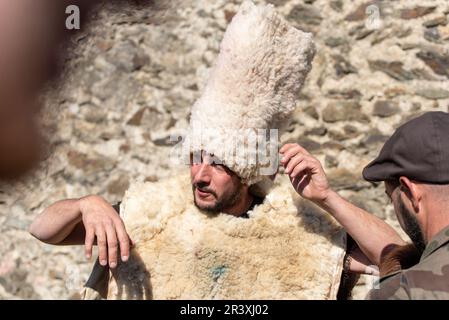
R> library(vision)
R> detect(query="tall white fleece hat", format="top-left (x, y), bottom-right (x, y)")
top-left (186, 0), bottom-right (315, 185)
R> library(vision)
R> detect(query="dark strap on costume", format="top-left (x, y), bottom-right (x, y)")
top-left (112, 202), bottom-right (121, 214)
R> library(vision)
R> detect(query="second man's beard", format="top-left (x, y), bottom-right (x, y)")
top-left (397, 196), bottom-right (427, 255)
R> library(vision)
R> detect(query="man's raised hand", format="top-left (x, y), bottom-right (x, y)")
top-left (279, 143), bottom-right (331, 204)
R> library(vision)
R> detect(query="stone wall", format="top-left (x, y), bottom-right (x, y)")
top-left (0, 0), bottom-right (448, 299)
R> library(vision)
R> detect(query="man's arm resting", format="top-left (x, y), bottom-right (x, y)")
top-left (29, 198), bottom-right (85, 245)
top-left (29, 195), bottom-right (131, 268)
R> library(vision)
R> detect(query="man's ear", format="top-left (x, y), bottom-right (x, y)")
top-left (399, 176), bottom-right (422, 213)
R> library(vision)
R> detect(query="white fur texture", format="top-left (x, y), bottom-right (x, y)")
top-left (85, 173), bottom-right (346, 300)
top-left (187, 1), bottom-right (316, 185)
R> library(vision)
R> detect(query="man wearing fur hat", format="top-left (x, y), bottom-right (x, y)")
top-left (29, 1), bottom-right (398, 299)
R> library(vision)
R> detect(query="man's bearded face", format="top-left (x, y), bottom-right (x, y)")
top-left (388, 182), bottom-right (427, 254)
top-left (190, 152), bottom-right (243, 213)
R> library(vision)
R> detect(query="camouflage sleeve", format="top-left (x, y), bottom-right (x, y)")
top-left (366, 273), bottom-right (411, 300)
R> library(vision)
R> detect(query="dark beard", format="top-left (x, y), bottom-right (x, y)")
top-left (192, 184), bottom-right (243, 213)
top-left (397, 196), bottom-right (426, 254)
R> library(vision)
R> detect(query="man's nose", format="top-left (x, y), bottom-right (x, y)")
top-left (193, 163), bottom-right (212, 186)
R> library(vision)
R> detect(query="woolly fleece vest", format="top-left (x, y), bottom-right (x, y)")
top-left (83, 172), bottom-right (346, 299)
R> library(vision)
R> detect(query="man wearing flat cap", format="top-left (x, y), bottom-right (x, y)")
top-left (281, 111), bottom-right (449, 299)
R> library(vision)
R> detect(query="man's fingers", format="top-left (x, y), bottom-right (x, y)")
top-left (296, 174), bottom-right (312, 194)
top-left (291, 174), bottom-right (307, 191)
top-left (279, 143), bottom-right (296, 154)
top-left (280, 145), bottom-right (302, 165)
top-left (96, 228), bottom-right (108, 266)
top-left (280, 143), bottom-right (312, 156)
top-left (290, 156), bottom-right (324, 178)
top-left (114, 218), bottom-right (130, 262)
top-left (294, 144), bottom-right (312, 156)
top-left (281, 145), bottom-right (313, 166)
top-left (105, 223), bottom-right (118, 268)
top-left (285, 154), bottom-right (306, 174)
top-left (84, 226), bottom-right (95, 259)
top-left (290, 161), bottom-right (310, 179)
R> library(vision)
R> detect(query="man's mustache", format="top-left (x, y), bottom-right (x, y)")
top-left (193, 185), bottom-right (217, 198)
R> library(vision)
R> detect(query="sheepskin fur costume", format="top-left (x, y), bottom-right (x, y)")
top-left (82, 173), bottom-right (346, 300)
top-left (185, 1), bottom-right (316, 185)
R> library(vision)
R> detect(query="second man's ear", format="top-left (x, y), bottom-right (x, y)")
top-left (399, 176), bottom-right (421, 213)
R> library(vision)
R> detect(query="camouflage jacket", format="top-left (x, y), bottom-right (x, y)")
top-left (367, 224), bottom-right (449, 300)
